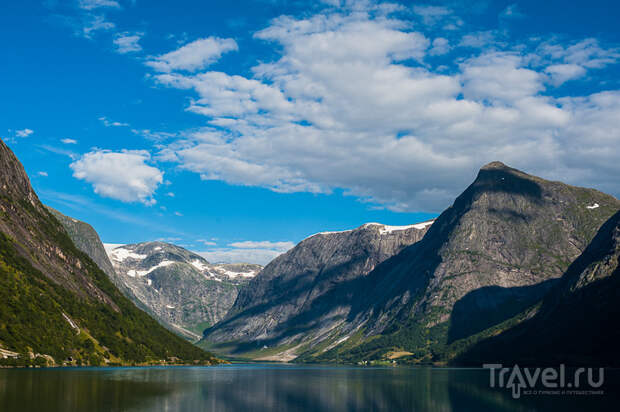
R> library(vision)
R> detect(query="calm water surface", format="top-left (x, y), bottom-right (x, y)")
top-left (1, 364), bottom-right (618, 411)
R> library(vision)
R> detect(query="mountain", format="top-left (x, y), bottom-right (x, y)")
top-left (202, 221), bottom-right (433, 360)
top-left (203, 161), bottom-right (619, 363)
top-left (0, 138), bottom-right (220, 366)
top-left (458, 210), bottom-right (620, 366)
top-left (46, 207), bottom-right (116, 279)
top-left (106, 242), bottom-right (262, 340)
top-left (308, 161), bottom-right (620, 364)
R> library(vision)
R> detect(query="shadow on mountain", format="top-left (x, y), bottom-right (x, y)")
top-left (447, 279), bottom-right (558, 343)
top-left (473, 167), bottom-right (543, 202)
top-left (457, 211), bottom-right (620, 366)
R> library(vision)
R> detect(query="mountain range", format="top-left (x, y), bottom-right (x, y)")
top-left (0, 138), bottom-right (220, 367)
top-left (3, 133), bottom-right (619, 368)
top-left (202, 161), bottom-right (620, 365)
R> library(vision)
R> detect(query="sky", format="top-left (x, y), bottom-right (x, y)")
top-left (2, 0), bottom-right (620, 265)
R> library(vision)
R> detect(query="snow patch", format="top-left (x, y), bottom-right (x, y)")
top-left (307, 220), bottom-right (435, 239)
top-left (366, 220), bottom-right (435, 234)
top-left (191, 260), bottom-right (209, 271)
top-left (147, 278), bottom-right (152, 286)
top-left (586, 203), bottom-right (600, 209)
top-left (166, 305), bottom-right (175, 309)
top-left (412, 220), bottom-right (435, 230)
top-left (212, 266), bottom-right (257, 279)
top-left (306, 229), bottom-right (353, 239)
top-left (110, 248), bottom-right (147, 262)
top-left (126, 260), bottom-right (175, 277)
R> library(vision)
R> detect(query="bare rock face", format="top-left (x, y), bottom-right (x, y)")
top-left (107, 241), bottom-right (262, 340)
top-left (202, 221), bottom-right (433, 352)
top-left (460, 210), bottom-right (620, 366)
top-left (0, 139), bottom-right (117, 307)
top-left (46, 207), bottom-right (116, 279)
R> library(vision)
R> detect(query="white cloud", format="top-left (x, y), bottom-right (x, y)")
top-left (196, 239), bottom-right (294, 265)
top-left (78, 0), bottom-right (120, 10)
top-left (536, 38), bottom-right (619, 69)
top-left (545, 63), bottom-right (587, 86)
top-left (113, 32), bottom-right (143, 54)
top-left (81, 14), bottom-right (115, 38)
top-left (99, 116), bottom-right (129, 127)
top-left (145, 37), bottom-right (238, 72)
top-left (149, 3), bottom-right (620, 212)
top-left (197, 249), bottom-right (280, 265)
top-left (459, 31), bottom-right (497, 48)
top-left (38, 171), bottom-right (48, 177)
top-left (413, 5), bottom-right (451, 25)
top-left (228, 241), bottom-right (295, 251)
top-left (429, 37), bottom-right (450, 56)
top-left (70, 149), bottom-right (163, 205)
top-left (174, 211), bottom-right (183, 216)
top-left (61, 138), bottom-right (78, 144)
top-left (16, 128), bottom-right (33, 138)
top-left (500, 4), bottom-right (525, 19)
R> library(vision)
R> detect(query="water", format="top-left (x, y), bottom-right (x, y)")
top-left (0, 364), bottom-right (618, 411)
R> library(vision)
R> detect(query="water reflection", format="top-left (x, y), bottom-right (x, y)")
top-left (0, 365), bottom-right (617, 411)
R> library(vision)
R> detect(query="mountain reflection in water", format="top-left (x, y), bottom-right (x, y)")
top-left (0, 365), bottom-right (618, 411)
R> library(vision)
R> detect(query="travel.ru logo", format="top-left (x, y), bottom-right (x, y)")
top-left (483, 364), bottom-right (604, 399)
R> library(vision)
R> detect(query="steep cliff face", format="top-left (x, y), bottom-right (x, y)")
top-left (312, 162), bottom-right (620, 363)
top-left (202, 221), bottom-right (432, 357)
top-left (46, 207), bottom-right (116, 279)
top-left (0, 139), bottom-right (219, 366)
top-left (459, 210), bottom-right (620, 366)
top-left (107, 242), bottom-right (261, 340)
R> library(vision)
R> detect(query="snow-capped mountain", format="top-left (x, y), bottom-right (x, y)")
top-left (106, 241), bottom-right (262, 341)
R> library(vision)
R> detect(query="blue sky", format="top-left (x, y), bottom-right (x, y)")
top-left (3, 0), bottom-right (620, 264)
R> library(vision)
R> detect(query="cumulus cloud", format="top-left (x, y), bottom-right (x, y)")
top-left (147, 2), bottom-right (620, 212)
top-left (196, 240), bottom-right (294, 265)
top-left (113, 32), bottom-right (143, 53)
top-left (70, 149), bottom-right (163, 205)
top-left (145, 37), bottom-right (238, 72)
top-left (61, 138), bottom-right (78, 144)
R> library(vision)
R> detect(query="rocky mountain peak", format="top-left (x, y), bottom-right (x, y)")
top-left (480, 160), bottom-right (510, 170)
top-left (104, 240), bottom-right (262, 340)
top-left (0, 140), bottom-right (38, 203)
